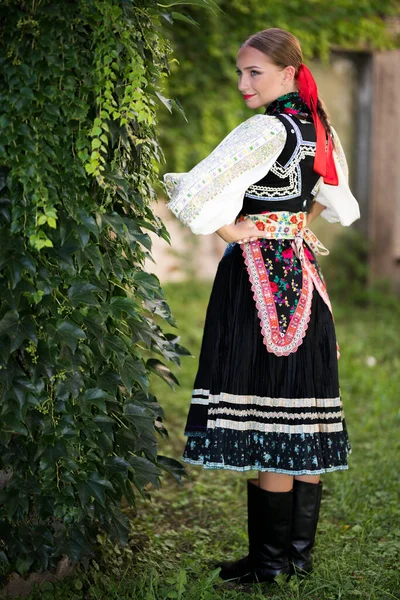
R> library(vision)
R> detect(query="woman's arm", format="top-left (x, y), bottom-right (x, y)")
top-left (216, 219), bottom-right (266, 244)
top-left (164, 115), bottom-right (287, 235)
top-left (306, 201), bottom-right (325, 228)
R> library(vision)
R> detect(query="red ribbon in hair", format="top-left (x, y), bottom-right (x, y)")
top-left (296, 64), bottom-right (338, 186)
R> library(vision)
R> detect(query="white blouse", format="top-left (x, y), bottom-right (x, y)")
top-left (164, 114), bottom-right (360, 235)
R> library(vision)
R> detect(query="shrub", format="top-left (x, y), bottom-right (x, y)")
top-left (0, 0), bottom-right (188, 581)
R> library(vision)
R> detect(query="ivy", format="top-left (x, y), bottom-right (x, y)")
top-left (0, 0), bottom-right (191, 580)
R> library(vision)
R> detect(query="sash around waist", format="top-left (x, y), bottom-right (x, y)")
top-left (236, 211), bottom-right (329, 257)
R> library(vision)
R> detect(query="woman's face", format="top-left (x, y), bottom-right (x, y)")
top-left (236, 46), bottom-right (297, 110)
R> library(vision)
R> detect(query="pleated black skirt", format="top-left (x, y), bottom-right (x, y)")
top-left (182, 243), bottom-right (351, 475)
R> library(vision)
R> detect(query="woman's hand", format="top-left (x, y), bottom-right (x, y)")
top-left (216, 219), bottom-right (265, 244)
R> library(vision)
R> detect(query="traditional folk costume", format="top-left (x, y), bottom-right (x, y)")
top-left (165, 78), bottom-right (359, 582)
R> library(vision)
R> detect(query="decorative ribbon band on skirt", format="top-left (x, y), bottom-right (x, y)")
top-left (236, 211), bottom-right (333, 357)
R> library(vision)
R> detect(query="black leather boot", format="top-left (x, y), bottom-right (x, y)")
top-left (218, 480), bottom-right (293, 583)
top-left (290, 479), bottom-right (323, 575)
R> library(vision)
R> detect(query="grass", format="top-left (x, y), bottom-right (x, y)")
top-left (25, 281), bottom-right (400, 600)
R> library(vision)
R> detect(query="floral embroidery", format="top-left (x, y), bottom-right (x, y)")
top-left (165, 116), bottom-right (286, 227)
top-left (240, 211), bottom-right (332, 356)
top-left (282, 248), bottom-right (293, 259)
top-left (265, 91), bottom-right (312, 121)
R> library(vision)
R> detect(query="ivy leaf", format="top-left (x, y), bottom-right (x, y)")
top-left (156, 455), bottom-right (188, 483)
top-left (107, 509), bottom-right (130, 544)
top-left (129, 455), bottom-right (162, 489)
top-left (120, 356), bottom-right (148, 393)
top-left (105, 456), bottom-right (131, 474)
top-left (7, 257), bottom-right (23, 288)
top-left (68, 283), bottom-right (100, 307)
top-left (155, 91), bottom-right (173, 113)
top-left (110, 296), bottom-right (139, 319)
top-left (146, 358), bottom-right (180, 388)
top-left (0, 311), bottom-right (19, 338)
top-left (2, 413), bottom-right (28, 436)
top-left (171, 11), bottom-right (200, 26)
top-left (157, 0), bottom-right (219, 10)
top-left (15, 557), bottom-right (35, 577)
top-left (84, 388), bottom-right (111, 412)
top-left (59, 527), bottom-right (94, 562)
top-left (159, 11), bottom-right (174, 24)
top-left (133, 271), bottom-right (160, 293)
top-left (56, 320), bottom-right (86, 352)
top-left (78, 473), bottom-right (114, 507)
top-left (171, 343), bottom-right (192, 357)
top-left (10, 318), bottom-right (38, 352)
top-left (103, 334), bottom-right (128, 357)
top-left (20, 87), bottom-right (35, 100)
top-left (123, 403), bottom-right (153, 422)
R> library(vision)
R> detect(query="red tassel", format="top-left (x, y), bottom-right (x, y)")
top-left (297, 64), bottom-right (338, 186)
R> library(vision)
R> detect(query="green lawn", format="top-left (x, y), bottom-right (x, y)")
top-left (26, 281), bottom-right (400, 600)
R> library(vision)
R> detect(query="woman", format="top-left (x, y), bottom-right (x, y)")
top-left (164, 28), bottom-right (359, 584)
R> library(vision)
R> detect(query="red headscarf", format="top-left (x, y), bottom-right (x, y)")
top-left (296, 64), bottom-right (338, 186)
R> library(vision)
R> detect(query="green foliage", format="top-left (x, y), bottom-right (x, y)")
top-left (0, 0), bottom-right (195, 581)
top-left (321, 228), bottom-right (370, 304)
top-left (321, 228), bottom-right (400, 309)
top-left (160, 0), bottom-right (400, 172)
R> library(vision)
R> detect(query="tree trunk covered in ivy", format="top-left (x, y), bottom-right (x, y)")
top-left (0, 0), bottom-right (189, 580)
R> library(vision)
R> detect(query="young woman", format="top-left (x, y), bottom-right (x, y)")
top-left (165, 28), bottom-right (359, 584)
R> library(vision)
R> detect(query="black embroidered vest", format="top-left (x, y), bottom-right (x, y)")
top-left (242, 114), bottom-right (320, 216)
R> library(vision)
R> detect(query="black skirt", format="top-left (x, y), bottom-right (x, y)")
top-left (182, 242), bottom-right (351, 475)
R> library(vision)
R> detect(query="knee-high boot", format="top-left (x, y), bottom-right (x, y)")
top-left (217, 479), bottom-right (293, 584)
top-left (290, 479), bottom-right (323, 575)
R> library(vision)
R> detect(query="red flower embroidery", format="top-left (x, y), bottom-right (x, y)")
top-left (290, 215), bottom-right (298, 224)
top-left (268, 214), bottom-right (278, 221)
top-left (255, 220), bottom-right (266, 231)
top-left (282, 248), bottom-right (294, 259)
top-left (269, 281), bottom-right (279, 293)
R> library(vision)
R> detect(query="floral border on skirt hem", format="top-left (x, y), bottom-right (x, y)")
top-left (181, 454), bottom-right (351, 475)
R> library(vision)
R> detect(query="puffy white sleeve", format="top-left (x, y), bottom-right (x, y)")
top-left (163, 115), bottom-right (286, 235)
top-left (315, 127), bottom-right (360, 226)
